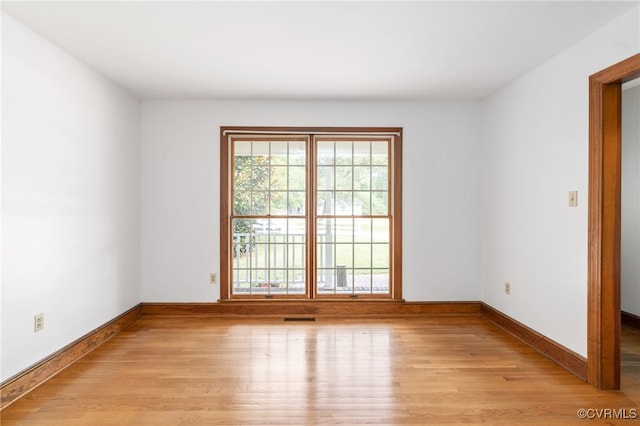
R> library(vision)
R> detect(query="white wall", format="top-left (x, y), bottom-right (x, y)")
top-left (140, 101), bottom-right (481, 302)
top-left (1, 13), bottom-right (141, 381)
top-left (480, 7), bottom-right (639, 356)
top-left (622, 84), bottom-right (640, 316)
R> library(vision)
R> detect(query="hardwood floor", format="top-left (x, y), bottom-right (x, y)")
top-left (622, 325), bottom-right (640, 391)
top-left (2, 315), bottom-right (639, 425)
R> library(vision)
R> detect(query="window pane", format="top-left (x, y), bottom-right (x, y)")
top-left (289, 141), bottom-right (306, 165)
top-left (335, 218), bottom-right (352, 237)
top-left (251, 193), bottom-right (269, 215)
top-left (371, 192), bottom-right (388, 215)
top-left (234, 141), bottom-right (252, 156)
top-left (289, 167), bottom-right (306, 191)
top-left (335, 243), bottom-right (353, 268)
top-left (232, 275), bottom-right (250, 293)
top-left (317, 142), bottom-right (334, 165)
top-left (354, 218), bottom-right (371, 242)
top-left (288, 192), bottom-right (305, 215)
top-left (270, 191), bottom-right (287, 215)
top-left (287, 218), bottom-right (306, 236)
top-left (232, 218), bottom-right (253, 235)
top-left (317, 166), bottom-right (334, 190)
top-left (233, 140), bottom-right (308, 222)
top-left (335, 192), bottom-right (353, 215)
top-left (335, 142), bottom-right (352, 165)
top-left (270, 141), bottom-right (288, 164)
top-left (253, 270), bottom-right (269, 293)
top-left (271, 268), bottom-right (288, 283)
top-left (287, 268), bottom-right (306, 294)
top-left (353, 270), bottom-right (372, 292)
top-left (317, 192), bottom-right (334, 215)
top-left (372, 142), bottom-right (388, 165)
top-left (354, 244), bottom-right (372, 268)
top-left (372, 269), bottom-right (390, 293)
top-left (233, 157), bottom-right (252, 185)
top-left (354, 191), bottom-right (371, 215)
top-left (372, 166), bottom-right (388, 190)
top-left (317, 269), bottom-right (334, 291)
top-left (271, 166), bottom-right (288, 190)
top-left (353, 166), bottom-right (371, 190)
top-left (231, 216), bottom-right (306, 296)
top-left (288, 244), bottom-right (306, 268)
top-left (317, 218), bottom-right (336, 269)
top-left (371, 218), bottom-right (389, 242)
top-left (317, 266), bottom-right (353, 294)
top-left (252, 166), bottom-right (269, 190)
top-left (252, 142), bottom-right (270, 157)
top-left (335, 166), bottom-right (353, 190)
top-left (233, 191), bottom-right (251, 215)
top-left (372, 244), bottom-right (389, 268)
top-left (316, 244), bottom-right (333, 269)
top-left (353, 142), bottom-right (371, 165)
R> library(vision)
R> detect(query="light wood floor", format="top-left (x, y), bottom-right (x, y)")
top-left (2, 315), bottom-right (639, 425)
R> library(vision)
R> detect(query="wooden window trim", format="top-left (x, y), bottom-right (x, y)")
top-left (220, 126), bottom-right (403, 301)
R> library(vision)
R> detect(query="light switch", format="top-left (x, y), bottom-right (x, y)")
top-left (569, 191), bottom-right (578, 207)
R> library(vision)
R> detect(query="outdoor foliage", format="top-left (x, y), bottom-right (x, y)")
top-left (233, 155), bottom-right (285, 233)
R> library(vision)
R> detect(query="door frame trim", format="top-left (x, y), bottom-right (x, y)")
top-left (588, 53), bottom-right (640, 390)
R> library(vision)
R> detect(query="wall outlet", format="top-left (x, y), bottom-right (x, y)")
top-left (34, 313), bottom-right (45, 332)
top-left (504, 282), bottom-right (511, 295)
top-left (210, 273), bottom-right (217, 284)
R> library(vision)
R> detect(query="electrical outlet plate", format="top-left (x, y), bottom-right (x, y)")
top-left (504, 282), bottom-right (511, 295)
top-left (34, 313), bottom-right (45, 332)
top-left (209, 273), bottom-right (217, 284)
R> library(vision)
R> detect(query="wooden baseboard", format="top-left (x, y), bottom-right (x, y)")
top-left (622, 311), bottom-right (640, 330)
top-left (0, 304), bottom-right (142, 410)
top-left (140, 300), bottom-right (482, 316)
top-left (480, 303), bottom-right (587, 381)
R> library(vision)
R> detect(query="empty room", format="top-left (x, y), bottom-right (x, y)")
top-left (2, 1), bottom-right (640, 424)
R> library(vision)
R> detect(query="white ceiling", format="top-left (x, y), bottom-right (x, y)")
top-left (2, 1), bottom-right (638, 100)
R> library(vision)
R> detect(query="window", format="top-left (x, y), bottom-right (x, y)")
top-left (220, 127), bottom-right (402, 300)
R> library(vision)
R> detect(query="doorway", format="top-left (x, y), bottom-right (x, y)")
top-left (588, 53), bottom-right (640, 390)
top-left (621, 77), bottom-right (640, 390)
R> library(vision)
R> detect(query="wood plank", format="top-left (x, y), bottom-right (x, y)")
top-left (2, 315), bottom-right (639, 425)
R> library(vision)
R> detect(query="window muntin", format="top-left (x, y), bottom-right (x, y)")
top-left (222, 128), bottom-right (401, 300)
top-left (315, 138), bottom-right (390, 295)
top-left (231, 137), bottom-right (308, 296)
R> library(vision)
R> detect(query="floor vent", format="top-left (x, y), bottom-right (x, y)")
top-left (284, 317), bottom-right (316, 322)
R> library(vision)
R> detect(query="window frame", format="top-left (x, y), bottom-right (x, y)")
top-left (220, 127), bottom-right (402, 301)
